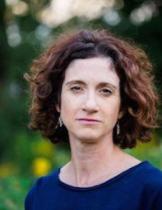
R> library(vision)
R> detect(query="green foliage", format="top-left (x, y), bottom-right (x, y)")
top-left (0, 176), bottom-right (32, 210)
top-left (127, 145), bottom-right (162, 169)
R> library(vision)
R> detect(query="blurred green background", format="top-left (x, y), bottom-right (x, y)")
top-left (0, 0), bottom-right (162, 209)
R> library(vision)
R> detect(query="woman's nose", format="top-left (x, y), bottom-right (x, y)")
top-left (82, 92), bottom-right (99, 112)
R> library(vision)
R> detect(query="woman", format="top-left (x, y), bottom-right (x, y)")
top-left (24, 29), bottom-right (162, 210)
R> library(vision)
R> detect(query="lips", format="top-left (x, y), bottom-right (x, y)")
top-left (77, 118), bottom-right (101, 122)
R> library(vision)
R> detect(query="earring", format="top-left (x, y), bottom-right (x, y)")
top-left (55, 116), bottom-right (63, 130)
top-left (117, 122), bottom-right (120, 135)
top-left (58, 116), bottom-right (63, 127)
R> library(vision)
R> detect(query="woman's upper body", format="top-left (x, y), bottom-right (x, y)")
top-left (24, 29), bottom-right (161, 209)
top-left (25, 160), bottom-right (162, 210)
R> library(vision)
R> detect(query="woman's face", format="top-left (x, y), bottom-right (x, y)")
top-left (57, 57), bottom-right (121, 143)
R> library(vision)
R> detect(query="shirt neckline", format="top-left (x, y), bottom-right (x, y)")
top-left (56, 160), bottom-right (149, 191)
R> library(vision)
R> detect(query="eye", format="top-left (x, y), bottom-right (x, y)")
top-left (100, 88), bottom-right (112, 96)
top-left (70, 86), bottom-right (82, 93)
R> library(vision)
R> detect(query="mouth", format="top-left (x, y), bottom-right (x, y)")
top-left (77, 118), bottom-right (101, 122)
top-left (76, 118), bottom-right (102, 125)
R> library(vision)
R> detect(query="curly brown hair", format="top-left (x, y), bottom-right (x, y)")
top-left (24, 29), bottom-right (159, 149)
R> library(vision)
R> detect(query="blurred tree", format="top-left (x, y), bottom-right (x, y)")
top-left (0, 0), bottom-right (9, 85)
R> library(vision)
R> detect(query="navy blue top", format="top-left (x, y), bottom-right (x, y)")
top-left (25, 161), bottom-right (162, 210)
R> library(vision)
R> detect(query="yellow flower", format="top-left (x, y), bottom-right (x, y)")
top-left (32, 157), bottom-right (51, 176)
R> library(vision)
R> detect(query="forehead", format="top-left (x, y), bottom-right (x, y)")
top-left (63, 57), bottom-right (120, 87)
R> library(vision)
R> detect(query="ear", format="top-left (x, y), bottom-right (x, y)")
top-left (56, 104), bottom-right (60, 113)
top-left (118, 110), bottom-right (124, 119)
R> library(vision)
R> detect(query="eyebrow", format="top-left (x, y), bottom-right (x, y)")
top-left (65, 80), bottom-right (117, 90)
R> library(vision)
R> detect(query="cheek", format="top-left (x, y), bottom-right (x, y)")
top-left (105, 99), bottom-right (121, 119)
top-left (61, 93), bottom-right (78, 115)
top-left (61, 95), bottom-right (69, 111)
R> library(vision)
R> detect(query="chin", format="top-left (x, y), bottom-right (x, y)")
top-left (79, 138), bottom-right (99, 144)
top-left (75, 133), bottom-right (101, 143)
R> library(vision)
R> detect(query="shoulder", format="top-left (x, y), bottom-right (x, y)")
top-left (24, 168), bottom-right (60, 210)
top-left (141, 162), bottom-right (162, 189)
top-left (35, 167), bottom-right (60, 189)
top-left (127, 161), bottom-right (162, 194)
top-left (139, 162), bottom-right (162, 206)
top-left (123, 160), bottom-right (162, 191)
top-left (133, 161), bottom-right (162, 187)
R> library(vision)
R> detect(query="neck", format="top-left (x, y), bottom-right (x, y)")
top-left (65, 134), bottom-right (126, 187)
